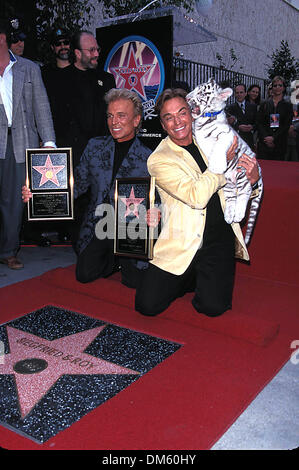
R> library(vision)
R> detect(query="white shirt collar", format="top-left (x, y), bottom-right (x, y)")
top-left (8, 50), bottom-right (17, 63)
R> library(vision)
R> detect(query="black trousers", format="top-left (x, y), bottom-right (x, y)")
top-left (75, 235), bottom-right (143, 288)
top-left (135, 228), bottom-right (236, 317)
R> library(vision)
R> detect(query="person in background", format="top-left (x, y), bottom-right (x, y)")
top-left (245, 84), bottom-right (262, 150)
top-left (226, 83), bottom-right (257, 151)
top-left (246, 84), bottom-right (261, 107)
top-left (41, 29), bottom-right (72, 149)
top-left (0, 19), bottom-right (55, 270)
top-left (23, 29), bottom-right (73, 246)
top-left (63, 30), bottom-right (116, 168)
top-left (8, 18), bottom-right (26, 57)
top-left (59, 30), bottom-right (116, 249)
top-left (256, 76), bottom-right (293, 160)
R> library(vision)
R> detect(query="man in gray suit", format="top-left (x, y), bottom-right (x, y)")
top-left (0, 19), bottom-right (56, 269)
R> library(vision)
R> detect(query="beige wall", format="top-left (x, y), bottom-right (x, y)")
top-left (93, 0), bottom-right (298, 80)
top-left (176, 0), bottom-right (299, 79)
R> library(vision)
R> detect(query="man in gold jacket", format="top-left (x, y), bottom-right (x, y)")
top-left (135, 88), bottom-right (260, 317)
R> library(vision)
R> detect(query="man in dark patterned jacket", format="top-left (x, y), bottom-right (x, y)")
top-left (73, 88), bottom-right (152, 287)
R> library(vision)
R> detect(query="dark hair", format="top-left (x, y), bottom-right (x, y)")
top-left (246, 84), bottom-right (261, 104)
top-left (235, 83), bottom-right (246, 92)
top-left (155, 88), bottom-right (188, 116)
top-left (0, 18), bottom-right (26, 47)
top-left (219, 80), bottom-right (231, 89)
top-left (0, 19), bottom-right (10, 45)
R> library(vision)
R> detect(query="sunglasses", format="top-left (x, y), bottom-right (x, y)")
top-left (54, 39), bottom-right (70, 47)
top-left (11, 32), bottom-right (26, 43)
top-left (273, 84), bottom-right (283, 88)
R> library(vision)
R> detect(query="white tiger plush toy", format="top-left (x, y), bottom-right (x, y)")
top-left (186, 78), bottom-right (263, 244)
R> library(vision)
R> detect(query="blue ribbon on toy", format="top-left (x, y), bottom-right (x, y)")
top-left (201, 110), bottom-right (222, 117)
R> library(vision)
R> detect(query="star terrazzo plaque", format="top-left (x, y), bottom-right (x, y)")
top-left (0, 306), bottom-right (181, 443)
top-left (25, 148), bottom-right (74, 221)
top-left (114, 177), bottom-right (156, 259)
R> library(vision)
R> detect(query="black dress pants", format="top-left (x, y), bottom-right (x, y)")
top-left (76, 234), bottom-right (143, 288)
top-left (0, 135), bottom-right (25, 258)
top-left (135, 229), bottom-right (236, 317)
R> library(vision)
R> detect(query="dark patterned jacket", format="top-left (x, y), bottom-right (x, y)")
top-left (74, 136), bottom-right (151, 254)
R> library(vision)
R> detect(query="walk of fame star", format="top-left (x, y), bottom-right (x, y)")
top-left (112, 45), bottom-right (153, 100)
top-left (0, 306), bottom-right (181, 443)
top-left (0, 325), bottom-right (139, 419)
top-left (32, 155), bottom-right (65, 187)
top-left (120, 187), bottom-right (144, 218)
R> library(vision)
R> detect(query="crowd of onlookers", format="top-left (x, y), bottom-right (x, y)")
top-left (11, 18), bottom-right (299, 165)
top-left (225, 78), bottom-right (298, 163)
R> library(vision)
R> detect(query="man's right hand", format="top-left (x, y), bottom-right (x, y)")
top-left (22, 186), bottom-right (32, 203)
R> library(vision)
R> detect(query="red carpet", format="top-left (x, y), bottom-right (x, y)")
top-left (0, 267), bottom-right (297, 450)
top-left (237, 160), bottom-right (299, 284)
top-left (41, 265), bottom-right (280, 347)
top-left (0, 160), bottom-right (298, 450)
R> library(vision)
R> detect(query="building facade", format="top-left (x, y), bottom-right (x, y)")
top-left (93, 0), bottom-right (299, 81)
top-left (176, 0), bottom-right (299, 80)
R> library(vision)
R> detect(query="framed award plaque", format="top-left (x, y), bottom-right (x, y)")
top-left (25, 148), bottom-right (74, 221)
top-left (114, 177), bottom-right (155, 260)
